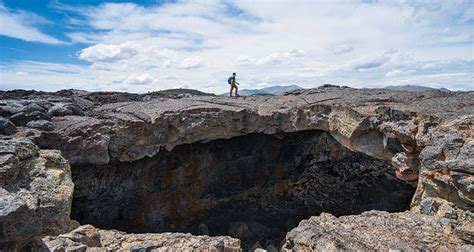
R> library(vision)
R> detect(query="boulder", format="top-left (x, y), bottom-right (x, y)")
top-left (48, 103), bottom-right (84, 116)
top-left (0, 139), bottom-right (74, 250)
top-left (0, 117), bottom-right (16, 135)
top-left (0, 100), bottom-right (26, 116)
top-left (72, 97), bottom-right (95, 111)
top-left (9, 111), bottom-right (50, 126)
top-left (282, 210), bottom-right (473, 251)
top-left (26, 120), bottom-right (54, 131)
top-left (29, 224), bottom-right (241, 251)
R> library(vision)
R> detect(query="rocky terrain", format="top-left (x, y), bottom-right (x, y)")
top-left (0, 85), bottom-right (472, 251)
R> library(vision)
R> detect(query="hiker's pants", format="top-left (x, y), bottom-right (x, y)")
top-left (230, 84), bottom-right (238, 95)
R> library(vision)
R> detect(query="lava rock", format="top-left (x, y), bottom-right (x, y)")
top-left (24, 102), bottom-right (46, 113)
top-left (9, 111), bottom-right (50, 126)
top-left (282, 211), bottom-right (473, 251)
top-left (417, 197), bottom-right (459, 219)
top-left (48, 103), bottom-right (84, 116)
top-left (229, 222), bottom-right (251, 239)
top-left (29, 225), bottom-right (241, 251)
top-left (72, 97), bottom-right (95, 110)
top-left (0, 86), bottom-right (472, 251)
top-left (0, 153), bottom-right (20, 184)
top-left (0, 139), bottom-right (74, 250)
top-left (26, 120), bottom-right (54, 131)
top-left (0, 100), bottom-right (26, 116)
top-left (0, 117), bottom-right (17, 135)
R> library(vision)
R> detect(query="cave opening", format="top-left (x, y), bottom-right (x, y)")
top-left (70, 130), bottom-right (416, 250)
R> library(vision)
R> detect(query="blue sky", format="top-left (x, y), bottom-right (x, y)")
top-left (0, 0), bottom-right (473, 93)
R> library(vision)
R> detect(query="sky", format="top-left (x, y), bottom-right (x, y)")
top-left (0, 0), bottom-right (473, 93)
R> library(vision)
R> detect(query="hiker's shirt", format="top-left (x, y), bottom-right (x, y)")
top-left (230, 76), bottom-right (236, 85)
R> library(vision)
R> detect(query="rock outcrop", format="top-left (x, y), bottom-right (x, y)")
top-left (0, 86), bottom-right (472, 250)
top-left (44, 87), bottom-right (472, 210)
top-left (29, 224), bottom-right (241, 251)
top-left (0, 139), bottom-right (74, 250)
top-left (282, 208), bottom-right (473, 251)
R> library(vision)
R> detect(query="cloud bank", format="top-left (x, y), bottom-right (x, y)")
top-left (0, 0), bottom-right (472, 93)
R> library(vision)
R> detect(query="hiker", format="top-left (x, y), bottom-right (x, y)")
top-left (227, 72), bottom-right (240, 97)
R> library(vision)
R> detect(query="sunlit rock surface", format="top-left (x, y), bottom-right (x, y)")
top-left (282, 210), bottom-right (473, 251)
top-left (29, 224), bottom-right (241, 251)
top-left (0, 86), bottom-right (472, 250)
top-left (0, 139), bottom-right (74, 249)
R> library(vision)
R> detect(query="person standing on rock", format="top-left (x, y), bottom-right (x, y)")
top-left (227, 72), bottom-right (240, 97)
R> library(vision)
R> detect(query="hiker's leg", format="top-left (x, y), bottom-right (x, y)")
top-left (230, 85), bottom-right (234, 97)
top-left (235, 85), bottom-right (239, 96)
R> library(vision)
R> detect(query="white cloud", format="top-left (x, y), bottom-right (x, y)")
top-left (421, 63), bottom-right (436, 70)
top-left (237, 49), bottom-right (304, 66)
top-left (179, 56), bottom-right (205, 69)
top-left (256, 81), bottom-right (270, 88)
top-left (0, 3), bottom-right (63, 44)
top-left (79, 42), bottom-right (138, 62)
top-left (352, 56), bottom-right (390, 72)
top-left (236, 55), bottom-right (256, 65)
top-left (385, 69), bottom-right (416, 77)
top-left (2, 0), bottom-right (473, 92)
top-left (330, 44), bottom-right (354, 55)
top-left (124, 73), bottom-right (159, 86)
top-left (256, 49), bottom-right (304, 65)
top-left (15, 71), bottom-right (29, 76)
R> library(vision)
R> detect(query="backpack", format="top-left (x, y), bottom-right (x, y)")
top-left (227, 77), bottom-right (233, 84)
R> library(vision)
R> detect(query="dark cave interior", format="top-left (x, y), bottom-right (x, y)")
top-left (71, 130), bottom-right (416, 250)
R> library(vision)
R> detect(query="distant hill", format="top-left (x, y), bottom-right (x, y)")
top-left (384, 85), bottom-right (450, 92)
top-left (221, 85), bottom-right (303, 96)
top-left (149, 88), bottom-right (216, 96)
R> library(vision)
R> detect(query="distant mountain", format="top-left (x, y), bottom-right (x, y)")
top-left (221, 85), bottom-right (303, 96)
top-left (384, 85), bottom-right (450, 92)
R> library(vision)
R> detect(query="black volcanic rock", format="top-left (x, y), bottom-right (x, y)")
top-left (26, 120), bottom-right (54, 131)
top-left (1, 85), bottom-right (473, 251)
top-left (10, 111), bottom-right (50, 126)
top-left (0, 117), bottom-right (16, 135)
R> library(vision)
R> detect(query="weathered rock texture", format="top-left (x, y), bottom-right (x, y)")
top-left (71, 130), bottom-right (414, 250)
top-left (0, 86), bottom-right (472, 250)
top-left (282, 209), bottom-right (473, 251)
top-left (0, 139), bottom-right (74, 249)
top-left (29, 224), bottom-right (241, 252)
top-left (43, 87), bottom-right (471, 210)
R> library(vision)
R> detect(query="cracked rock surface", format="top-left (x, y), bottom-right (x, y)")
top-left (282, 209), bottom-right (473, 251)
top-left (0, 86), bottom-right (472, 251)
top-left (0, 139), bottom-right (74, 250)
top-left (29, 224), bottom-right (241, 252)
